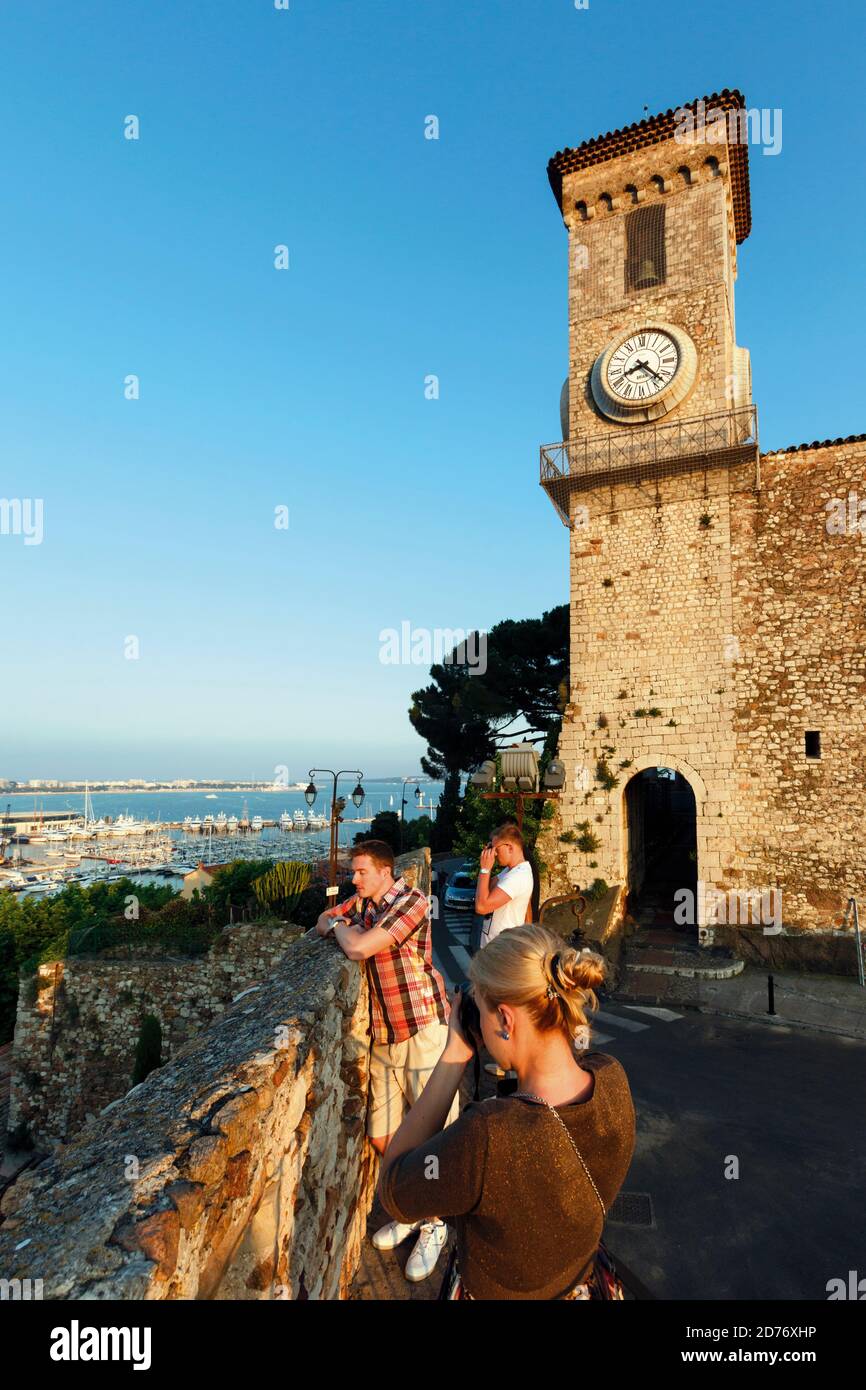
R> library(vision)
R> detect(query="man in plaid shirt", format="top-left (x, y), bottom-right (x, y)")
top-left (316, 838), bottom-right (458, 1281)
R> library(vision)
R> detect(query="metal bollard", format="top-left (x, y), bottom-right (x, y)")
top-left (767, 973), bottom-right (776, 1015)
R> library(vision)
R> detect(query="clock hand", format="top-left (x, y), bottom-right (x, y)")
top-left (635, 358), bottom-right (664, 383)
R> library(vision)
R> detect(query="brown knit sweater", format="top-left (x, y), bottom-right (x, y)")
top-left (378, 1052), bottom-right (636, 1299)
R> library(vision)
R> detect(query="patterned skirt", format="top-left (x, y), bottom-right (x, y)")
top-left (439, 1242), bottom-right (623, 1301)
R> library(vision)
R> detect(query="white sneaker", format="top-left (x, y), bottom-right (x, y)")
top-left (405, 1220), bottom-right (448, 1282)
top-left (372, 1218), bottom-right (423, 1251)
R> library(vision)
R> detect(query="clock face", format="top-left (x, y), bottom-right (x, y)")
top-left (605, 330), bottom-right (680, 403)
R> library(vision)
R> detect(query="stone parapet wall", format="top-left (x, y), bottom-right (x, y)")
top-left (0, 848), bottom-right (431, 1299)
top-left (0, 931), bottom-right (376, 1299)
top-left (9, 922), bottom-right (306, 1150)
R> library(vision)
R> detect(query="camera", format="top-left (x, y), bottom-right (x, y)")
top-left (455, 981), bottom-right (482, 1049)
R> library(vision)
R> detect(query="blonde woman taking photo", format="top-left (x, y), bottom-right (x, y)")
top-left (377, 924), bottom-right (636, 1300)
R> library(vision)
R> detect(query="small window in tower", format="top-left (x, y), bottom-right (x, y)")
top-left (625, 203), bottom-right (666, 292)
top-left (805, 731), bottom-right (821, 759)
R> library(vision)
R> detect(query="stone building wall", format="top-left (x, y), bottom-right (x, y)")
top-left (9, 922), bottom-right (306, 1151)
top-left (541, 441), bottom-right (866, 949)
top-left (539, 114), bottom-right (864, 958)
top-left (730, 439), bottom-right (866, 929)
top-left (562, 147), bottom-right (747, 443)
top-left (546, 463), bottom-right (744, 919)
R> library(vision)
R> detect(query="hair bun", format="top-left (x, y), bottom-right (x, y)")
top-left (549, 944), bottom-right (606, 995)
top-left (548, 950), bottom-right (568, 992)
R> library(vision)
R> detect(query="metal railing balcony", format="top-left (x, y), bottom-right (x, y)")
top-left (540, 404), bottom-right (759, 523)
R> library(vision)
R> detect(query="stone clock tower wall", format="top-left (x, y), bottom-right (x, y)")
top-left (564, 173), bottom-right (742, 437)
top-left (551, 442), bottom-right (866, 938)
top-left (539, 93), bottom-right (865, 950)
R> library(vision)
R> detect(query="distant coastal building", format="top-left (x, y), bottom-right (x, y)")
top-left (181, 862), bottom-right (233, 899)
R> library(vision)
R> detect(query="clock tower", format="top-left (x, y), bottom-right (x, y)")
top-left (538, 92), bottom-right (754, 943)
top-left (547, 86), bottom-right (755, 496)
top-left (538, 90), bottom-right (866, 962)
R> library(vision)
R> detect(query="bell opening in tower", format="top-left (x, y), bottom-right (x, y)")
top-left (624, 768), bottom-right (698, 940)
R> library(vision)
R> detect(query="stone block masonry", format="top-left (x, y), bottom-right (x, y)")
top-left (0, 930), bottom-right (377, 1299)
top-left (539, 439), bottom-right (866, 947)
top-left (0, 849), bottom-right (432, 1298)
top-left (9, 921), bottom-right (307, 1151)
top-left (538, 95), bottom-right (865, 960)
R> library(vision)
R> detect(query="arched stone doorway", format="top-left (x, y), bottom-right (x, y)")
top-left (624, 767), bottom-right (698, 935)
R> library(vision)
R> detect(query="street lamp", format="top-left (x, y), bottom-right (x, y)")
top-left (399, 777), bottom-right (422, 852)
top-left (471, 743), bottom-right (563, 832)
top-left (307, 768), bottom-right (364, 893)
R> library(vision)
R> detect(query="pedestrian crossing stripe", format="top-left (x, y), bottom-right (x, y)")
top-left (594, 1008), bottom-right (650, 1032)
top-left (620, 1004), bottom-right (684, 1022)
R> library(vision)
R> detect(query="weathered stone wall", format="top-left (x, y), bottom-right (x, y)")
top-left (729, 440), bottom-right (866, 930)
top-left (0, 848), bottom-right (431, 1299)
top-left (541, 117), bottom-right (865, 961)
top-left (545, 443), bottom-right (866, 950)
top-left (562, 144), bottom-right (745, 442)
top-left (9, 922), bottom-right (306, 1150)
top-left (0, 931), bottom-right (376, 1298)
top-left (551, 467), bottom-right (742, 917)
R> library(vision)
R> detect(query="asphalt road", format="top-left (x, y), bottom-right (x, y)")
top-left (432, 898), bottom-right (866, 1301)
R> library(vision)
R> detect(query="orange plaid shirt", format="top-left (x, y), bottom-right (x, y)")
top-left (341, 876), bottom-right (450, 1043)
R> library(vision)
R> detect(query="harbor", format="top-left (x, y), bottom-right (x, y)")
top-left (0, 780), bottom-right (441, 900)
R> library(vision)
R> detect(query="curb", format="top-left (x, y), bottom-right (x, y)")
top-left (611, 987), bottom-right (866, 1044)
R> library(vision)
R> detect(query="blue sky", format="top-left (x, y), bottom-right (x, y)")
top-left (2, 0), bottom-right (862, 780)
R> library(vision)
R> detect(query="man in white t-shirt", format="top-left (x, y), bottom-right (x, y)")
top-left (474, 823), bottom-right (534, 950)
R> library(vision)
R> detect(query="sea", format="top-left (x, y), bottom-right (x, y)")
top-left (4, 780), bottom-right (444, 897)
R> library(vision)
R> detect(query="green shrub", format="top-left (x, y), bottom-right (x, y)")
top-left (594, 760), bottom-right (618, 792)
top-left (253, 861), bottom-right (313, 920)
top-left (574, 822), bottom-right (600, 854)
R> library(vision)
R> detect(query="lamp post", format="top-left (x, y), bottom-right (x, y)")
top-left (399, 779), bottom-right (422, 853)
top-left (470, 744), bottom-right (565, 832)
top-left (306, 769), bottom-right (365, 895)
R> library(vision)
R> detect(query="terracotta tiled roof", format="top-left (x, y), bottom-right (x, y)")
top-left (762, 433), bottom-right (866, 456)
top-left (547, 89), bottom-right (752, 243)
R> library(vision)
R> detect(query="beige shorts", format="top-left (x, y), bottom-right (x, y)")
top-left (367, 1017), bottom-right (461, 1140)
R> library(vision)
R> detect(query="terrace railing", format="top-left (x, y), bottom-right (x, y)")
top-left (540, 404), bottom-right (759, 522)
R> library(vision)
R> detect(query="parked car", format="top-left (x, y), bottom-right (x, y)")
top-left (444, 870), bottom-right (477, 911)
